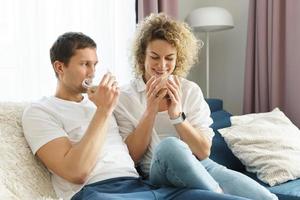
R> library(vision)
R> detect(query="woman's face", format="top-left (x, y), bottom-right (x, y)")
top-left (143, 39), bottom-right (177, 82)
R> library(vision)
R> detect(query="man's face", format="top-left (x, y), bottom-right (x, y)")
top-left (61, 48), bottom-right (98, 93)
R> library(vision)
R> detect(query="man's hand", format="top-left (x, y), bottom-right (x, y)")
top-left (88, 72), bottom-right (120, 115)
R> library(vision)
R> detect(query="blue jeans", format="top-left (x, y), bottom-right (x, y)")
top-left (71, 176), bottom-right (251, 200)
top-left (150, 137), bottom-right (278, 200)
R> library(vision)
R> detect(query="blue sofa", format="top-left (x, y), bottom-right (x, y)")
top-left (206, 98), bottom-right (300, 200)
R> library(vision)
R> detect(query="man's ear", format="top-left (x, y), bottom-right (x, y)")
top-left (53, 61), bottom-right (65, 77)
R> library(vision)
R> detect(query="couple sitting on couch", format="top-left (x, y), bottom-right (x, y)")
top-left (22, 13), bottom-right (278, 200)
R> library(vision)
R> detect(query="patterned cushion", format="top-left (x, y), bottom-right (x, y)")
top-left (219, 108), bottom-right (300, 186)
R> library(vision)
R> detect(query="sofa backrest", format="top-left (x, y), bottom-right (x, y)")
top-left (205, 99), bottom-right (245, 172)
top-left (0, 102), bottom-right (59, 200)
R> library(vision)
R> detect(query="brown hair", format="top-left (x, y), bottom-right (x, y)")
top-left (50, 32), bottom-right (97, 78)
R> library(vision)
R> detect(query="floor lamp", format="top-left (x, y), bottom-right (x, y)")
top-left (186, 7), bottom-right (234, 98)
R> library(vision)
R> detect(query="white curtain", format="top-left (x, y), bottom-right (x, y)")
top-left (0, 0), bottom-right (136, 101)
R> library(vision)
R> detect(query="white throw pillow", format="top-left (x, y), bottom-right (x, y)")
top-left (218, 108), bottom-right (300, 186)
top-left (0, 102), bottom-right (59, 200)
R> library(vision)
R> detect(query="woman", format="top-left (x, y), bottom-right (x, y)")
top-left (114, 13), bottom-right (277, 200)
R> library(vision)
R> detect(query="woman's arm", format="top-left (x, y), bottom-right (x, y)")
top-left (174, 121), bottom-right (211, 160)
top-left (125, 76), bottom-right (167, 163)
top-left (167, 76), bottom-right (212, 160)
top-left (125, 109), bottom-right (157, 162)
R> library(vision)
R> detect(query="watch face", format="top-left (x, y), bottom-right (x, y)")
top-left (182, 112), bottom-right (186, 120)
top-left (170, 112), bottom-right (186, 125)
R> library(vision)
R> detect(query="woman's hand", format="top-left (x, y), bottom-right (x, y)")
top-left (87, 72), bottom-right (120, 115)
top-left (145, 76), bottom-right (168, 114)
top-left (167, 76), bottom-right (182, 119)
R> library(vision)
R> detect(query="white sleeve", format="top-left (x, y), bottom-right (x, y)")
top-left (185, 85), bottom-right (215, 140)
top-left (113, 96), bottom-right (136, 141)
top-left (22, 104), bottom-right (68, 155)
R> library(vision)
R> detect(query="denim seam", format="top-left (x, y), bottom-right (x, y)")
top-left (155, 152), bottom-right (187, 187)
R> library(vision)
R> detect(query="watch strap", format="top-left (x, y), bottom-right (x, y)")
top-left (170, 112), bottom-right (186, 125)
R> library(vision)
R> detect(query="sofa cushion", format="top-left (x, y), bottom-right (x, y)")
top-left (205, 98), bottom-right (223, 113)
top-left (210, 129), bottom-right (245, 172)
top-left (0, 178), bottom-right (18, 199)
top-left (210, 110), bottom-right (232, 131)
top-left (243, 171), bottom-right (300, 200)
top-left (206, 99), bottom-right (300, 200)
top-left (0, 102), bottom-right (59, 200)
top-left (269, 179), bottom-right (300, 200)
top-left (208, 109), bottom-right (245, 172)
top-left (219, 108), bottom-right (300, 186)
top-left (205, 99), bottom-right (245, 171)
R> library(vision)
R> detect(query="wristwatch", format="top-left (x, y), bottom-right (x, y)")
top-left (170, 112), bottom-right (186, 125)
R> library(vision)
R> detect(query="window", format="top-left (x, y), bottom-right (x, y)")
top-left (0, 0), bottom-right (135, 101)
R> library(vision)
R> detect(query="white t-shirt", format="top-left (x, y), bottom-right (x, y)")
top-left (22, 95), bottom-right (138, 200)
top-left (114, 76), bottom-right (214, 175)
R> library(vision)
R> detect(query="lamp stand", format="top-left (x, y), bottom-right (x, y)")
top-left (205, 32), bottom-right (210, 98)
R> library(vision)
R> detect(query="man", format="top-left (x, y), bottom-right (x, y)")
top-left (22, 32), bottom-right (251, 200)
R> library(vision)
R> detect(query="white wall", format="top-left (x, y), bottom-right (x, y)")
top-left (178, 0), bottom-right (249, 115)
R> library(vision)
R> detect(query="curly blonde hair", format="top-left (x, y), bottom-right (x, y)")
top-left (132, 13), bottom-right (201, 77)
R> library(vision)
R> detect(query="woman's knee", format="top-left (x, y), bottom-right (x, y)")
top-left (155, 137), bottom-right (189, 155)
top-left (153, 137), bottom-right (195, 165)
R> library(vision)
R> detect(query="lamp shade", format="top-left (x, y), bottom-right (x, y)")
top-left (186, 7), bottom-right (234, 32)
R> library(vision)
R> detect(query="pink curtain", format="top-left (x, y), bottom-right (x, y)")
top-left (244, 0), bottom-right (300, 127)
top-left (136, 0), bottom-right (178, 22)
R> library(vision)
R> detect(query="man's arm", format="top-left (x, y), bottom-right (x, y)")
top-left (36, 73), bottom-right (119, 184)
top-left (36, 109), bottom-right (110, 184)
